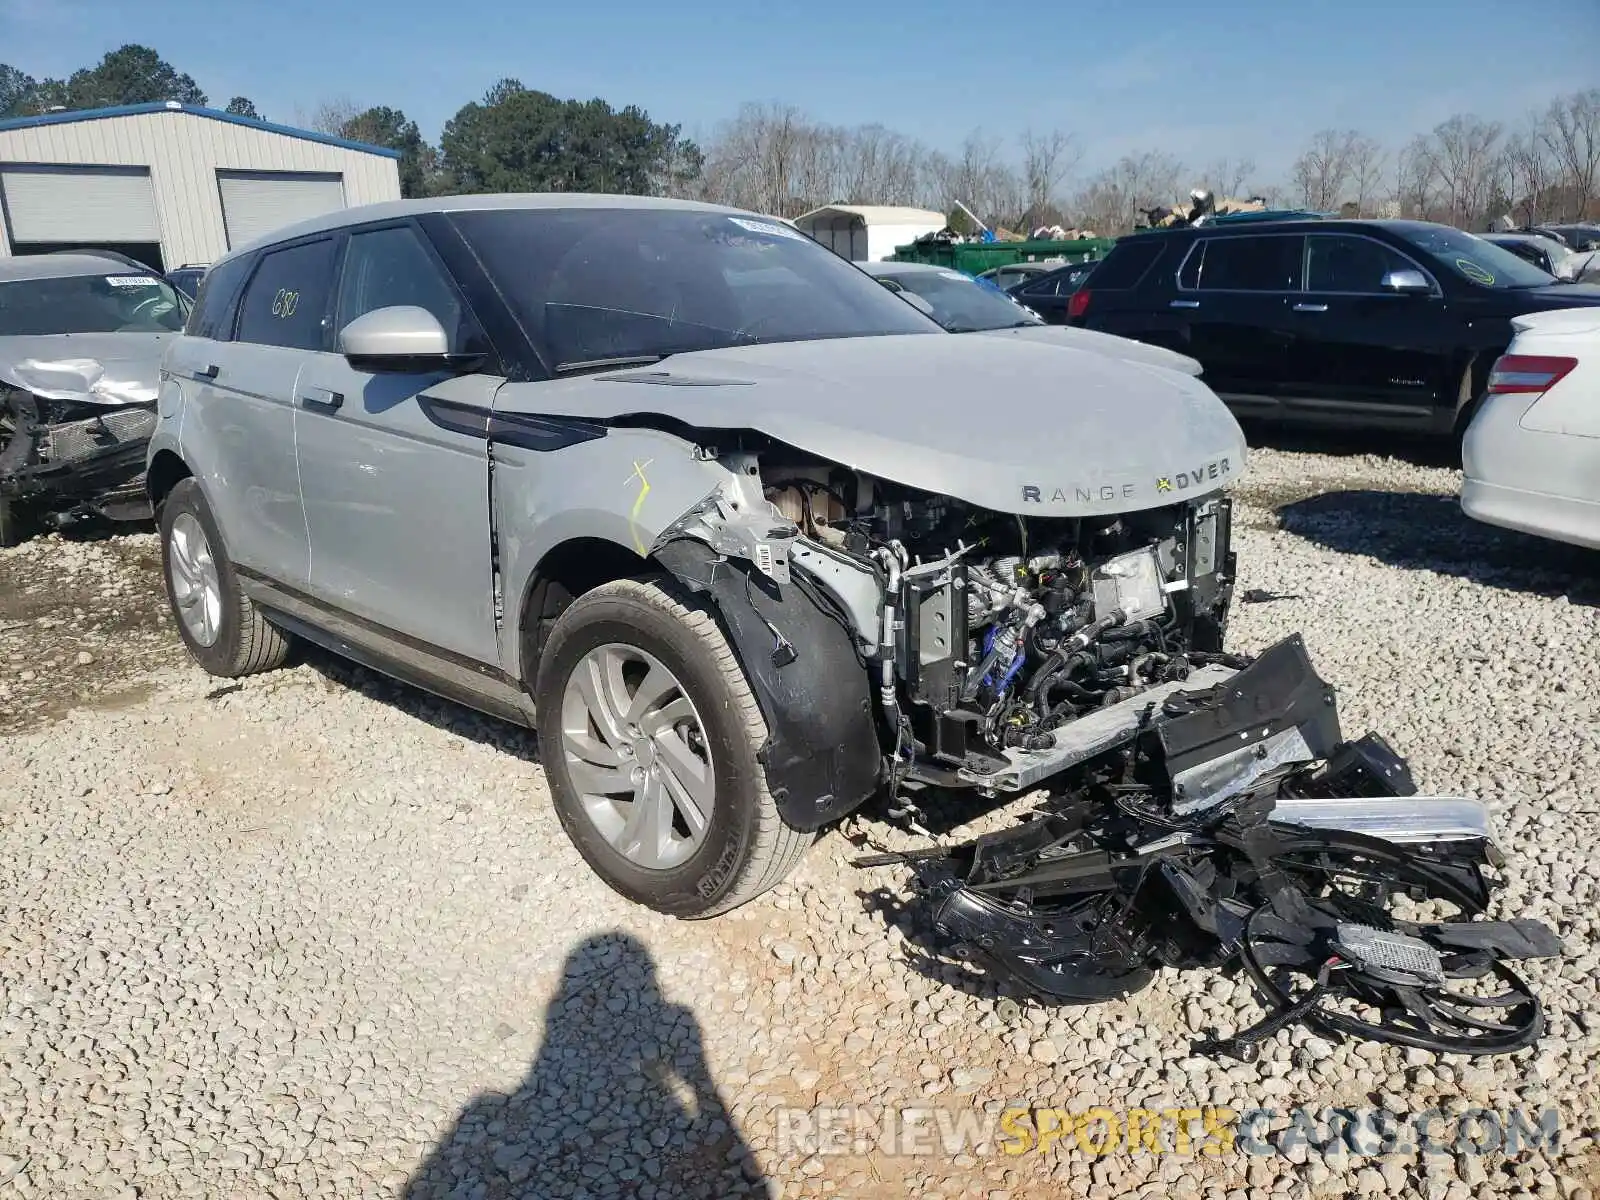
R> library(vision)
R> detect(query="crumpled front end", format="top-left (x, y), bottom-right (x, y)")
top-left (0, 369), bottom-right (157, 535)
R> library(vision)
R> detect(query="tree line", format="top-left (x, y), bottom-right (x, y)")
top-left (3, 46), bottom-right (1596, 235)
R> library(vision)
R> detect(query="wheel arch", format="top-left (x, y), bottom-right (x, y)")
top-left (515, 535), bottom-right (651, 687)
top-left (146, 449), bottom-right (193, 515)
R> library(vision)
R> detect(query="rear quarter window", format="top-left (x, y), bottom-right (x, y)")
top-left (185, 254), bottom-right (253, 341)
top-left (1083, 241), bottom-right (1164, 289)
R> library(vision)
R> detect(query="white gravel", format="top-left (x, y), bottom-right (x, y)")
top-left (1, 443), bottom-right (1597, 1200)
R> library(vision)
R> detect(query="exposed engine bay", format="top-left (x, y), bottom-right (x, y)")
top-left (661, 449), bottom-right (1565, 1059)
top-left (759, 456), bottom-right (1238, 804)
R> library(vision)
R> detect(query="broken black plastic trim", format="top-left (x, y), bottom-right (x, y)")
top-left (654, 537), bottom-right (884, 832)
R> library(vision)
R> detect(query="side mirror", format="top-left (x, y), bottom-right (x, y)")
top-left (900, 292), bottom-right (936, 317)
top-left (339, 305), bottom-right (470, 373)
top-left (1380, 268), bottom-right (1432, 295)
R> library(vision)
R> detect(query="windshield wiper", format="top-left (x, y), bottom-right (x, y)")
top-left (553, 354), bottom-right (671, 375)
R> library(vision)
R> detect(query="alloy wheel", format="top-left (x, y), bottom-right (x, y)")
top-left (560, 643), bottom-right (716, 870)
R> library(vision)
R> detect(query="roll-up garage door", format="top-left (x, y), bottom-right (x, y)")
top-left (1, 165), bottom-right (160, 243)
top-left (219, 171), bottom-right (347, 250)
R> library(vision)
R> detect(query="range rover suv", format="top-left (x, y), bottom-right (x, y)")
top-left (1067, 217), bottom-right (1600, 439)
top-left (147, 194), bottom-right (1250, 918)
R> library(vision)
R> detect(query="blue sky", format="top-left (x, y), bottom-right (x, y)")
top-left (3, 0), bottom-right (1596, 182)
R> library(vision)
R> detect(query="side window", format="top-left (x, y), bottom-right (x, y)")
top-left (1193, 236), bottom-right (1303, 292)
top-left (335, 225), bottom-right (464, 344)
top-left (1305, 235), bottom-right (1420, 293)
top-left (234, 239), bottom-right (338, 350)
top-left (1083, 241), bottom-right (1161, 289)
top-left (186, 254), bottom-right (253, 341)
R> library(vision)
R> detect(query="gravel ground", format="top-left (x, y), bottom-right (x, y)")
top-left (1, 443), bottom-right (1597, 1200)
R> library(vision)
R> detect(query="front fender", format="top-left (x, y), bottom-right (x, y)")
top-left (654, 538), bottom-right (884, 831)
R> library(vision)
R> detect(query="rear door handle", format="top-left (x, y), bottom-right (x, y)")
top-left (1293, 303), bottom-right (1328, 313)
top-left (300, 387), bottom-right (344, 411)
top-left (195, 363), bottom-right (219, 380)
top-left (1170, 299), bottom-right (1200, 309)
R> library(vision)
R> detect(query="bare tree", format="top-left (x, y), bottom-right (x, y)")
top-left (1391, 135), bottom-right (1436, 219)
top-left (1292, 129), bottom-right (1362, 210)
top-left (297, 96), bottom-right (363, 136)
top-left (1542, 88), bottom-right (1600, 220)
top-left (697, 101), bottom-right (818, 216)
top-left (1346, 136), bottom-right (1387, 217)
top-left (1198, 157), bottom-right (1257, 200)
top-left (1423, 114), bottom-right (1504, 227)
top-left (926, 130), bottom-right (1028, 230)
top-left (1020, 128), bottom-right (1080, 222)
top-left (1503, 116), bottom-right (1559, 224)
top-left (1071, 150), bottom-right (1185, 234)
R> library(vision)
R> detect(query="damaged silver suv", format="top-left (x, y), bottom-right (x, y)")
top-left (149, 196), bottom-right (1563, 1058)
top-left (1, 251), bottom-right (186, 544)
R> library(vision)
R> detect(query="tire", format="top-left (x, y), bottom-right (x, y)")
top-left (158, 477), bottom-right (291, 678)
top-left (0, 495), bottom-right (28, 548)
top-left (1450, 356), bottom-right (1488, 466)
top-left (534, 577), bottom-right (814, 918)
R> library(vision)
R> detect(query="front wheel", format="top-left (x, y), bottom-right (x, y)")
top-left (159, 477), bottom-right (291, 678)
top-left (0, 495), bottom-right (28, 548)
top-left (534, 578), bottom-right (813, 918)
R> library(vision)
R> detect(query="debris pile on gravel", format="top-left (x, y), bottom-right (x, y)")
top-left (1, 445), bottom-right (1596, 1200)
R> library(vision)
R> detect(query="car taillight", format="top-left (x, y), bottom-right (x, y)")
top-left (1486, 353), bottom-right (1577, 395)
top-left (1067, 289), bottom-right (1092, 320)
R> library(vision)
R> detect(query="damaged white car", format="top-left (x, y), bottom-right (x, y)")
top-left (0, 251), bottom-right (185, 545)
top-left (148, 195), bottom-right (1560, 1059)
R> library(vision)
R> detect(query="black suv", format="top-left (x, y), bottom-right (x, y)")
top-left (1069, 218), bottom-right (1600, 437)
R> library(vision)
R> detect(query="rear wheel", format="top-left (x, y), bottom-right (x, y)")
top-left (158, 477), bottom-right (291, 677)
top-left (1450, 355), bottom-right (1490, 465)
top-left (535, 578), bottom-right (813, 918)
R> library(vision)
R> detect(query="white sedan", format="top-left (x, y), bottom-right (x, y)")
top-left (1461, 308), bottom-right (1600, 550)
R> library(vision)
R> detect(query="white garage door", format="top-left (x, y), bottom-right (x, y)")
top-left (219, 171), bottom-right (347, 250)
top-left (0, 165), bottom-right (160, 243)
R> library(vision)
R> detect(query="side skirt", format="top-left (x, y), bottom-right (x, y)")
top-left (236, 568), bottom-right (535, 728)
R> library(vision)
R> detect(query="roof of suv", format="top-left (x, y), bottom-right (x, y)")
top-left (1120, 217), bottom-right (1465, 242)
top-left (218, 192), bottom-right (756, 269)
top-left (0, 253), bottom-right (152, 282)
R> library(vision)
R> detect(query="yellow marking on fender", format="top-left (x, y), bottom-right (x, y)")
top-left (625, 458), bottom-right (655, 554)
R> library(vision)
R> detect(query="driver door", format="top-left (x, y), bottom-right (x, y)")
top-left (293, 221), bottom-right (503, 667)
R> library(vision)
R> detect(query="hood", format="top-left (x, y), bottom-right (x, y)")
top-left (1511, 306), bottom-right (1600, 337)
top-left (493, 333), bottom-right (1247, 518)
top-left (0, 331), bottom-right (172, 406)
top-left (1515, 283), bottom-right (1600, 308)
top-left (975, 323), bottom-right (1203, 376)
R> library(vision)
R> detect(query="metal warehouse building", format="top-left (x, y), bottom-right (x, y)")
top-left (0, 101), bottom-right (402, 271)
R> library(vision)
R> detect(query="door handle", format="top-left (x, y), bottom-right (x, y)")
top-left (1293, 303), bottom-right (1329, 313)
top-left (1169, 299), bottom-right (1200, 309)
top-left (195, 363), bottom-right (219, 380)
top-left (300, 387), bottom-right (344, 411)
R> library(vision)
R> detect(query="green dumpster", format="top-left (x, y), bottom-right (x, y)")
top-left (887, 237), bottom-right (1117, 275)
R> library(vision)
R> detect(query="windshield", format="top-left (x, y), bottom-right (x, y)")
top-left (451, 208), bottom-right (942, 371)
top-left (0, 271), bottom-right (188, 336)
top-left (883, 268), bottom-right (1040, 332)
top-left (1394, 225), bottom-right (1555, 290)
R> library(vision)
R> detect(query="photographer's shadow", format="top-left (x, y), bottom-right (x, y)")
top-left (405, 931), bottom-right (770, 1199)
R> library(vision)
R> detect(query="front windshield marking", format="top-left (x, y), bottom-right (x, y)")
top-left (0, 272), bottom-right (187, 336)
top-left (1396, 226), bottom-right (1554, 289)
